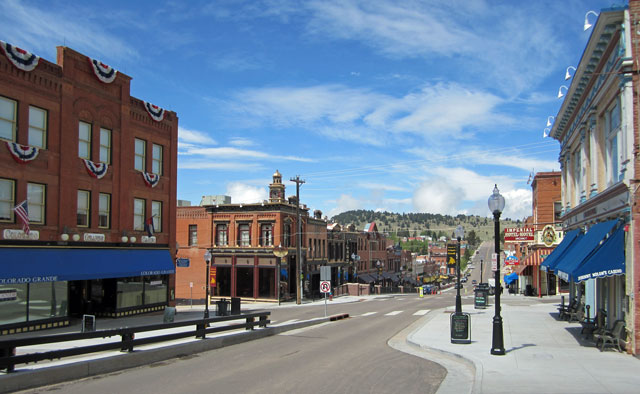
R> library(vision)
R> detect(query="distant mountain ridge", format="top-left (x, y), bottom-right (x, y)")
top-left (331, 209), bottom-right (520, 242)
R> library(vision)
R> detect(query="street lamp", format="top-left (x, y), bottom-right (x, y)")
top-left (488, 184), bottom-right (506, 356)
top-left (480, 259), bottom-right (484, 284)
top-left (454, 225), bottom-right (464, 314)
top-left (273, 244), bottom-right (289, 306)
top-left (204, 250), bottom-right (212, 319)
top-left (376, 260), bottom-right (383, 288)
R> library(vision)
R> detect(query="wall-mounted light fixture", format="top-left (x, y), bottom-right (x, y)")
top-left (565, 66), bottom-right (576, 80)
top-left (584, 11), bottom-right (598, 31)
top-left (546, 116), bottom-right (554, 127)
top-left (543, 128), bottom-right (551, 138)
top-left (121, 231), bottom-right (129, 243)
top-left (557, 85), bottom-right (568, 98)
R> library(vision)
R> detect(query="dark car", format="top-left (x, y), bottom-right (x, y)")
top-left (472, 279), bottom-right (478, 285)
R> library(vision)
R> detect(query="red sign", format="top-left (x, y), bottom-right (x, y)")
top-left (210, 267), bottom-right (217, 287)
top-left (504, 227), bottom-right (535, 242)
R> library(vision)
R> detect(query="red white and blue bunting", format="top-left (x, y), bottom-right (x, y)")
top-left (0, 40), bottom-right (39, 72)
top-left (142, 172), bottom-right (160, 188)
top-left (89, 58), bottom-right (117, 83)
top-left (144, 101), bottom-right (165, 122)
top-left (83, 159), bottom-right (108, 179)
top-left (6, 142), bottom-right (39, 164)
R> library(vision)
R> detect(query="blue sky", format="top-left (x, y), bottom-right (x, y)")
top-left (0, 0), bottom-right (622, 221)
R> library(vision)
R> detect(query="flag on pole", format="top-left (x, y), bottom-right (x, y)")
top-left (145, 215), bottom-right (155, 237)
top-left (13, 200), bottom-right (29, 234)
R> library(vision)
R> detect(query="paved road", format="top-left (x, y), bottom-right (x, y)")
top-left (18, 292), bottom-right (479, 394)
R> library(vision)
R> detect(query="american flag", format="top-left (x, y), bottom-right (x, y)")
top-left (13, 200), bottom-right (29, 234)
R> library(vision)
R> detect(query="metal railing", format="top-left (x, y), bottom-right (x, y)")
top-left (0, 311), bottom-right (270, 373)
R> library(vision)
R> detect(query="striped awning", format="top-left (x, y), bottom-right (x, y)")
top-left (521, 248), bottom-right (555, 266)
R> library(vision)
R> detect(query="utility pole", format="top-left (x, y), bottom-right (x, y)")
top-left (291, 176), bottom-right (305, 305)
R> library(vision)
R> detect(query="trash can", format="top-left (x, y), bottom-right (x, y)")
top-left (231, 297), bottom-right (241, 315)
top-left (216, 298), bottom-right (229, 316)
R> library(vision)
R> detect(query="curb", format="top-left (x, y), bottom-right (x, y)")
top-left (0, 316), bottom-right (336, 393)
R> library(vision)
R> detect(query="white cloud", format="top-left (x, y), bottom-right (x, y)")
top-left (178, 127), bottom-right (217, 145)
top-left (356, 182), bottom-right (409, 192)
top-left (229, 137), bottom-right (255, 147)
top-left (226, 182), bottom-right (268, 204)
top-left (327, 194), bottom-right (364, 217)
top-left (178, 161), bottom-right (263, 171)
top-left (501, 188), bottom-right (532, 221)
top-left (412, 179), bottom-right (464, 216)
top-left (182, 146), bottom-right (313, 162)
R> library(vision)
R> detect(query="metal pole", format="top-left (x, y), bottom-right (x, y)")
top-left (277, 257), bottom-right (281, 306)
top-left (456, 236), bottom-right (462, 314)
top-left (205, 258), bottom-right (210, 319)
top-left (480, 259), bottom-right (483, 284)
top-left (491, 212), bottom-right (505, 355)
top-left (291, 176), bottom-right (305, 305)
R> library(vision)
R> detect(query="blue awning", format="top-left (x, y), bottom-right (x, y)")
top-left (540, 229), bottom-right (581, 272)
top-left (556, 220), bottom-right (619, 281)
top-left (0, 248), bottom-right (175, 284)
top-left (573, 226), bottom-right (625, 282)
top-left (504, 272), bottom-right (519, 285)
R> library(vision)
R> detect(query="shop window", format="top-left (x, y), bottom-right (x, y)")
top-left (133, 198), bottom-right (145, 231)
top-left (0, 178), bottom-right (15, 222)
top-left (100, 128), bottom-right (111, 164)
top-left (152, 143), bottom-right (163, 175)
top-left (0, 95), bottom-right (17, 142)
top-left (238, 223), bottom-right (250, 246)
top-left (134, 138), bottom-right (146, 171)
top-left (28, 282), bottom-right (68, 321)
top-left (77, 190), bottom-right (90, 227)
top-left (27, 182), bottom-right (45, 224)
top-left (216, 224), bottom-right (228, 246)
top-left (144, 275), bottom-right (167, 304)
top-left (99, 193), bottom-right (111, 228)
top-left (28, 106), bottom-right (47, 149)
top-left (261, 223), bottom-right (273, 246)
top-left (189, 224), bottom-right (197, 246)
top-left (117, 277), bottom-right (144, 309)
top-left (152, 200), bottom-right (162, 233)
top-left (78, 121), bottom-right (91, 159)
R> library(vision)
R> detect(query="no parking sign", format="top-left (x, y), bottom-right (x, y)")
top-left (320, 281), bottom-right (331, 293)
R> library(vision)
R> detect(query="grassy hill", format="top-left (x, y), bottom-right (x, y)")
top-left (331, 209), bottom-right (520, 243)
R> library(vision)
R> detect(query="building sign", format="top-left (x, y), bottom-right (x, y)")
top-left (176, 258), bottom-right (190, 267)
top-left (505, 255), bottom-right (519, 265)
top-left (3, 229), bottom-right (39, 240)
top-left (0, 289), bottom-right (18, 301)
top-left (538, 225), bottom-right (562, 247)
top-left (210, 267), bottom-right (217, 287)
top-left (504, 227), bottom-right (535, 242)
top-left (447, 244), bottom-right (457, 267)
top-left (141, 236), bottom-right (157, 243)
top-left (83, 233), bottom-right (105, 242)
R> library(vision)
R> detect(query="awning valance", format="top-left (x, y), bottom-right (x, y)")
top-left (556, 220), bottom-right (619, 281)
top-left (521, 247), bottom-right (555, 266)
top-left (0, 247), bottom-right (175, 284)
top-left (573, 226), bottom-right (625, 282)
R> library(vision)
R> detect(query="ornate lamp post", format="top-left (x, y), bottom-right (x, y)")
top-left (488, 184), bottom-right (506, 355)
top-left (454, 225), bottom-right (464, 314)
top-left (204, 250), bottom-right (212, 319)
top-left (273, 244), bottom-right (289, 306)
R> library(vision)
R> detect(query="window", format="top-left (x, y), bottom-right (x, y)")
top-left (152, 144), bottom-right (163, 175)
top-left (238, 224), bottom-right (250, 246)
top-left (260, 223), bottom-right (273, 246)
top-left (28, 106), bottom-right (47, 149)
top-left (151, 200), bottom-right (162, 233)
top-left (554, 201), bottom-right (562, 222)
top-left (605, 100), bottom-right (621, 186)
top-left (134, 138), bottom-right (146, 171)
top-left (188, 224), bottom-right (198, 246)
top-left (78, 121), bottom-right (92, 159)
top-left (99, 193), bottom-right (110, 228)
top-left (0, 178), bottom-right (15, 222)
top-left (0, 96), bottom-right (16, 142)
top-left (216, 224), bottom-right (228, 246)
top-left (133, 198), bottom-right (145, 231)
top-left (283, 224), bottom-right (291, 247)
top-left (27, 183), bottom-right (45, 224)
top-left (77, 190), bottom-right (90, 227)
top-left (99, 128), bottom-right (111, 164)
top-left (573, 149), bottom-right (581, 204)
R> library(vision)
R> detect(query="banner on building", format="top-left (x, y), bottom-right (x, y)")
top-left (447, 244), bottom-right (457, 267)
top-left (210, 267), bottom-right (217, 287)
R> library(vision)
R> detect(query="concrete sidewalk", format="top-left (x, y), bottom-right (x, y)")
top-left (408, 295), bottom-right (640, 394)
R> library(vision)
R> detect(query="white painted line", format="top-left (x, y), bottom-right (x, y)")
top-left (413, 310), bottom-right (430, 316)
top-left (385, 311), bottom-right (403, 316)
top-left (360, 312), bottom-right (377, 317)
top-left (274, 319), bottom-right (299, 326)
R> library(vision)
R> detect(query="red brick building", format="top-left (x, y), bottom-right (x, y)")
top-left (0, 43), bottom-right (178, 335)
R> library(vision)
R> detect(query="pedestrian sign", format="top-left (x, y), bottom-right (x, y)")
top-left (320, 281), bottom-right (331, 293)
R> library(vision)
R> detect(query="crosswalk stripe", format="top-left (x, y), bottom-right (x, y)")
top-left (413, 310), bottom-right (430, 316)
top-left (360, 312), bottom-right (377, 317)
top-left (385, 311), bottom-right (403, 316)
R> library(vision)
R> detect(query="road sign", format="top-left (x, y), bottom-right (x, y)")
top-left (492, 253), bottom-right (498, 271)
top-left (320, 281), bottom-right (331, 293)
top-left (320, 266), bottom-right (331, 281)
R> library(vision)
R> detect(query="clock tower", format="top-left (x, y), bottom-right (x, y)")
top-left (269, 170), bottom-right (286, 203)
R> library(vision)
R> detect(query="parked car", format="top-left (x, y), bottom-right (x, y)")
top-left (461, 277), bottom-right (468, 283)
top-left (472, 279), bottom-right (477, 284)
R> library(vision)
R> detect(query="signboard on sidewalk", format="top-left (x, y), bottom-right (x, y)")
top-left (450, 312), bottom-right (471, 344)
top-left (504, 227), bottom-right (535, 243)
